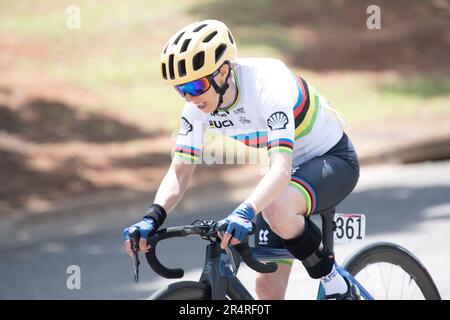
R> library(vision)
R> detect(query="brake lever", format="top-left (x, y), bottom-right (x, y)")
top-left (129, 227), bottom-right (141, 283)
top-left (224, 245), bottom-right (239, 274)
top-left (214, 221), bottom-right (242, 274)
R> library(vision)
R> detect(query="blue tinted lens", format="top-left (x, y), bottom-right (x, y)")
top-left (174, 85), bottom-right (185, 97)
top-left (175, 77), bottom-right (210, 97)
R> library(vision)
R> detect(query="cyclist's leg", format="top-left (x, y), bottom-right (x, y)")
top-left (255, 261), bottom-right (293, 300)
top-left (253, 208), bottom-right (295, 299)
top-left (255, 184), bottom-right (309, 300)
top-left (284, 133), bottom-right (360, 298)
top-left (261, 133), bottom-right (358, 239)
top-left (261, 185), bottom-right (309, 238)
top-left (255, 173), bottom-right (342, 299)
top-left (261, 133), bottom-right (360, 297)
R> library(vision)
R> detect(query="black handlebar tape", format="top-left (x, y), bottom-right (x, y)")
top-left (145, 249), bottom-right (184, 279)
top-left (233, 241), bottom-right (278, 273)
top-left (144, 227), bottom-right (189, 279)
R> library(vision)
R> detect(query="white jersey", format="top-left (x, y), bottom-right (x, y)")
top-left (174, 58), bottom-right (345, 166)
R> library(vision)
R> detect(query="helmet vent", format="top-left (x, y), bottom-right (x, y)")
top-left (180, 38), bottom-right (191, 53)
top-left (193, 24), bottom-right (207, 32)
top-left (193, 51), bottom-right (205, 71)
top-left (162, 63), bottom-right (167, 79)
top-left (178, 59), bottom-right (186, 77)
top-left (163, 43), bottom-right (169, 54)
top-left (173, 32), bottom-right (185, 45)
top-left (168, 54), bottom-right (175, 79)
top-left (202, 31), bottom-right (217, 43)
top-left (228, 30), bottom-right (235, 44)
top-left (215, 44), bottom-right (227, 63)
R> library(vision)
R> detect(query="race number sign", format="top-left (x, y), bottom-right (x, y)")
top-left (334, 214), bottom-right (366, 243)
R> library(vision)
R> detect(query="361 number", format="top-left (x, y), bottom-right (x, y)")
top-left (335, 217), bottom-right (363, 240)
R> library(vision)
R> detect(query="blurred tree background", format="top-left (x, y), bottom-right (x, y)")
top-left (0, 0), bottom-right (449, 213)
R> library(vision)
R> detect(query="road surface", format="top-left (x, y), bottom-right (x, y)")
top-left (0, 161), bottom-right (449, 299)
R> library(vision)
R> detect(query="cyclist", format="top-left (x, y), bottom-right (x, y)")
top-left (123, 19), bottom-right (360, 300)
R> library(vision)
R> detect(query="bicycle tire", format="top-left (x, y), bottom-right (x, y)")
top-left (343, 242), bottom-right (441, 300)
top-left (149, 281), bottom-right (211, 300)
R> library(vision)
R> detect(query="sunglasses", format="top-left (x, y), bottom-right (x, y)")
top-left (174, 68), bottom-right (220, 97)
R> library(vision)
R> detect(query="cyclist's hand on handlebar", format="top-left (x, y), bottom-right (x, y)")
top-left (123, 204), bottom-right (167, 257)
top-left (218, 203), bottom-right (255, 249)
top-left (123, 218), bottom-right (155, 257)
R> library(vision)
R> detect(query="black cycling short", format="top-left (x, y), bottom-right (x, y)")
top-left (289, 132), bottom-right (360, 216)
top-left (254, 132), bottom-right (359, 254)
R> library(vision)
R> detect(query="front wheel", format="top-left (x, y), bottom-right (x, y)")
top-left (343, 242), bottom-right (441, 300)
top-left (149, 281), bottom-right (211, 300)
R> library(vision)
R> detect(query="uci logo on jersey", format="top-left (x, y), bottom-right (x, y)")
top-left (209, 119), bottom-right (234, 129)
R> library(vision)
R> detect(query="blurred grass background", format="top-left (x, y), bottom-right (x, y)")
top-left (1, 0), bottom-right (449, 132)
top-left (0, 0), bottom-right (449, 212)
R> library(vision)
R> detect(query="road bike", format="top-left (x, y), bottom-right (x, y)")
top-left (128, 207), bottom-right (441, 300)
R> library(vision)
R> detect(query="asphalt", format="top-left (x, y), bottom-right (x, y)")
top-left (0, 160), bottom-right (449, 299)
top-left (0, 125), bottom-right (449, 299)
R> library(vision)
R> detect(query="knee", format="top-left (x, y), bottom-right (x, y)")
top-left (255, 273), bottom-right (286, 300)
top-left (262, 202), bottom-right (288, 234)
top-left (262, 200), bottom-right (305, 236)
top-left (262, 200), bottom-right (292, 225)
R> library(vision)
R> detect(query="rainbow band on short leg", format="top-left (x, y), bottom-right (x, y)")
top-left (289, 177), bottom-right (317, 216)
top-left (274, 259), bottom-right (295, 266)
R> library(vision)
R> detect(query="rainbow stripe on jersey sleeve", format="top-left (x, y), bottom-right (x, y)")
top-left (174, 144), bottom-right (201, 163)
top-left (267, 138), bottom-right (294, 156)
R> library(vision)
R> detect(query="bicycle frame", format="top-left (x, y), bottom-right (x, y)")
top-left (317, 210), bottom-right (374, 300)
top-left (199, 243), bottom-right (255, 300)
top-left (317, 265), bottom-right (374, 300)
top-left (141, 208), bottom-right (438, 300)
top-left (174, 208), bottom-right (375, 300)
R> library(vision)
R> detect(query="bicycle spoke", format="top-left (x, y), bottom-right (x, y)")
top-left (358, 262), bottom-right (432, 300)
top-left (363, 265), bottom-right (374, 299)
top-left (377, 263), bottom-right (389, 299)
top-left (400, 267), bottom-right (406, 299)
top-left (345, 243), bottom-right (440, 300)
top-left (386, 263), bottom-right (393, 298)
top-left (363, 263), bottom-right (414, 299)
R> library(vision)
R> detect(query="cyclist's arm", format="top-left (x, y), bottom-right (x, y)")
top-left (155, 102), bottom-right (204, 213)
top-left (245, 60), bottom-right (297, 214)
top-left (244, 152), bottom-right (292, 214)
top-left (154, 158), bottom-right (197, 214)
top-left (125, 158), bottom-right (196, 256)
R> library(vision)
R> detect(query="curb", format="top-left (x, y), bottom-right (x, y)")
top-left (359, 133), bottom-right (450, 165)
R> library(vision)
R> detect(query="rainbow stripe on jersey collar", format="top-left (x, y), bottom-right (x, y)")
top-left (216, 69), bottom-right (240, 112)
